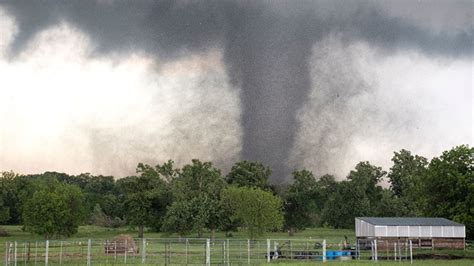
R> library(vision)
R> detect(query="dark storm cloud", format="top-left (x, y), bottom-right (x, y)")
top-left (2, 0), bottom-right (472, 182)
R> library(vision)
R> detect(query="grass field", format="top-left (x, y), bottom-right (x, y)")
top-left (1, 225), bottom-right (473, 265)
top-left (0, 225), bottom-right (356, 242)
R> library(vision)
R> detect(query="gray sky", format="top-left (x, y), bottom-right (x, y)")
top-left (0, 0), bottom-right (472, 181)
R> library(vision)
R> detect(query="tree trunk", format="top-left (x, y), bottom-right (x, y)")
top-left (138, 225), bottom-right (144, 238)
top-left (211, 228), bottom-right (216, 241)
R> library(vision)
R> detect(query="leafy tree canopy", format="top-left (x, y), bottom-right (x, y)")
top-left (284, 169), bottom-right (319, 232)
top-left (223, 186), bottom-right (283, 239)
top-left (226, 161), bottom-right (272, 191)
top-left (421, 145), bottom-right (474, 238)
top-left (388, 149), bottom-right (428, 197)
top-left (22, 180), bottom-right (85, 238)
top-left (164, 159), bottom-right (226, 237)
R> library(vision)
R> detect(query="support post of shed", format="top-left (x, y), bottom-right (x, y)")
top-left (409, 240), bottom-right (413, 264)
top-left (374, 239), bottom-right (378, 261)
top-left (370, 241), bottom-right (374, 261)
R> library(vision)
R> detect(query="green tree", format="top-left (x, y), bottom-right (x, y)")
top-left (22, 180), bottom-right (85, 238)
top-left (162, 159), bottom-right (226, 238)
top-left (421, 145), bottom-right (474, 238)
top-left (226, 161), bottom-right (272, 191)
top-left (222, 186), bottom-right (283, 239)
top-left (321, 162), bottom-right (387, 228)
top-left (0, 171), bottom-right (30, 224)
top-left (117, 170), bottom-right (171, 238)
top-left (161, 200), bottom-right (194, 236)
top-left (90, 203), bottom-right (108, 226)
top-left (136, 160), bottom-right (179, 183)
top-left (67, 173), bottom-right (118, 220)
top-left (321, 181), bottom-right (370, 228)
top-left (387, 149), bottom-right (427, 216)
top-left (0, 171), bottom-right (16, 224)
top-left (284, 169), bottom-right (318, 235)
top-left (388, 149), bottom-right (428, 197)
top-left (316, 174), bottom-right (338, 196)
top-left (347, 162), bottom-right (386, 210)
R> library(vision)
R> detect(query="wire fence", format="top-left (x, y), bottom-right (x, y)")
top-left (4, 238), bottom-right (472, 265)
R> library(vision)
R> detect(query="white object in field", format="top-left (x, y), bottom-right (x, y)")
top-left (355, 217), bottom-right (465, 238)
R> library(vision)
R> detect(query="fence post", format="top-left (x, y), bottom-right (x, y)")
top-left (370, 241), bottom-right (374, 261)
top-left (169, 241), bottom-right (172, 264)
top-left (226, 239), bottom-right (230, 266)
top-left (289, 240), bottom-right (292, 260)
top-left (247, 240), bottom-right (250, 265)
top-left (394, 242), bottom-right (397, 261)
top-left (59, 241), bottom-right (63, 265)
top-left (23, 242), bottom-right (26, 266)
top-left (409, 240), bottom-right (413, 264)
top-left (239, 241), bottom-right (242, 263)
top-left (304, 239), bottom-right (309, 260)
top-left (34, 242), bottom-right (37, 265)
top-left (87, 239), bottom-right (91, 266)
top-left (105, 241), bottom-right (108, 265)
top-left (206, 239), bottom-right (210, 266)
top-left (266, 239), bottom-right (270, 263)
top-left (405, 240), bottom-right (408, 261)
top-left (142, 238), bottom-right (146, 264)
top-left (6, 242), bottom-right (11, 266)
top-left (374, 239), bottom-right (378, 261)
top-left (323, 239), bottom-right (326, 262)
top-left (357, 239), bottom-right (361, 260)
top-left (399, 241), bottom-right (402, 261)
top-left (124, 240), bottom-right (127, 264)
top-left (222, 241), bottom-right (227, 265)
top-left (45, 240), bottom-right (48, 266)
top-left (14, 241), bottom-right (17, 266)
top-left (185, 239), bottom-right (188, 265)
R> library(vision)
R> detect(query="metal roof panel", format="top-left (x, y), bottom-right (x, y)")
top-left (356, 217), bottom-right (464, 227)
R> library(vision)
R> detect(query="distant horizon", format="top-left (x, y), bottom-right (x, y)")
top-left (2, 143), bottom-right (470, 185)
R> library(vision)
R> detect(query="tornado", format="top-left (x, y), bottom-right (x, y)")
top-left (223, 3), bottom-right (317, 182)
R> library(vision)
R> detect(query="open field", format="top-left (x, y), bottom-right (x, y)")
top-left (1, 225), bottom-right (473, 265)
top-left (0, 225), bottom-right (356, 243)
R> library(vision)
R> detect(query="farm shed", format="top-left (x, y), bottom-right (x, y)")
top-left (355, 217), bottom-right (465, 249)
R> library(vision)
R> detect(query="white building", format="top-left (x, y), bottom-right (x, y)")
top-left (355, 217), bottom-right (465, 249)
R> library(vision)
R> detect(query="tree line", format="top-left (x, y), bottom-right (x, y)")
top-left (0, 144), bottom-right (472, 239)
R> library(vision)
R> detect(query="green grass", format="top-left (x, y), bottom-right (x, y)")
top-left (0, 225), bottom-right (356, 242)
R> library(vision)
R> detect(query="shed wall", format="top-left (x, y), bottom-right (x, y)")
top-left (355, 218), bottom-right (375, 237)
top-left (356, 219), bottom-right (465, 238)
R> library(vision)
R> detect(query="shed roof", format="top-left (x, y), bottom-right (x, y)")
top-left (356, 217), bottom-right (464, 227)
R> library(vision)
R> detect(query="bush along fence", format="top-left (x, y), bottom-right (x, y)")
top-left (4, 238), bottom-right (472, 265)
